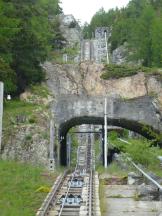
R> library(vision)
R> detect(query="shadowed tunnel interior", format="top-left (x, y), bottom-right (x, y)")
top-left (59, 116), bottom-right (160, 166)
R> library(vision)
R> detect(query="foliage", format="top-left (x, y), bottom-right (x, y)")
top-left (100, 64), bottom-right (152, 79)
top-left (69, 128), bottom-right (79, 167)
top-left (83, 0), bottom-right (162, 67)
top-left (3, 100), bottom-right (37, 125)
top-left (99, 179), bottom-right (107, 215)
top-left (50, 44), bottom-right (79, 64)
top-left (0, 160), bottom-right (57, 216)
top-left (30, 84), bottom-right (50, 98)
top-left (2, 98), bottom-right (49, 150)
top-left (97, 161), bottom-right (130, 177)
top-left (110, 136), bottom-right (162, 176)
top-left (0, 0), bottom-right (62, 94)
top-left (69, 20), bottom-right (78, 28)
top-left (94, 137), bottom-right (101, 166)
top-left (0, 58), bottom-right (17, 93)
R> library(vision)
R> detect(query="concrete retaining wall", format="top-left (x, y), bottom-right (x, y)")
top-left (0, 82), bottom-right (4, 151)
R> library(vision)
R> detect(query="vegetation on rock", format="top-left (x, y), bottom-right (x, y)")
top-left (83, 0), bottom-right (162, 68)
top-left (100, 64), bottom-right (153, 79)
top-left (109, 131), bottom-right (162, 177)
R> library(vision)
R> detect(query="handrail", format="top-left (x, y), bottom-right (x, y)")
top-left (116, 138), bottom-right (162, 192)
top-left (130, 159), bottom-right (162, 192)
top-left (88, 169), bottom-right (93, 216)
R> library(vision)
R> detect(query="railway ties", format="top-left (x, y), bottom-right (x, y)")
top-left (47, 173), bottom-right (92, 216)
top-left (36, 128), bottom-right (101, 216)
top-left (46, 142), bottom-right (93, 216)
top-left (49, 177), bottom-right (82, 216)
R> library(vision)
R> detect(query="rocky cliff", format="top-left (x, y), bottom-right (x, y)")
top-left (1, 85), bottom-right (53, 167)
top-left (44, 61), bottom-right (162, 111)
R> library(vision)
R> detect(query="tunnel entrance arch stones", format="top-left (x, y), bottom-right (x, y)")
top-left (52, 95), bottom-right (162, 165)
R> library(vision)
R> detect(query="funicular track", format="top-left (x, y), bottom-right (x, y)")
top-left (36, 133), bottom-right (96, 216)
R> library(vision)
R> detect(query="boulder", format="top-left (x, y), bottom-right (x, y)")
top-left (127, 172), bottom-right (143, 185)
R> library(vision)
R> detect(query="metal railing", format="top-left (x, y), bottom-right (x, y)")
top-left (88, 169), bottom-right (93, 216)
top-left (118, 138), bottom-right (162, 192)
top-left (129, 159), bottom-right (162, 192)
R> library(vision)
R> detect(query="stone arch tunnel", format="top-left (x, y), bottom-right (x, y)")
top-left (53, 95), bottom-right (162, 165)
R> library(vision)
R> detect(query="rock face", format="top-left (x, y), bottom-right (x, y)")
top-left (112, 44), bottom-right (128, 65)
top-left (1, 88), bottom-right (52, 167)
top-left (111, 42), bottom-right (142, 65)
top-left (59, 14), bottom-right (81, 47)
top-left (44, 61), bottom-right (162, 107)
top-left (127, 172), bottom-right (143, 185)
top-left (2, 124), bottom-right (49, 166)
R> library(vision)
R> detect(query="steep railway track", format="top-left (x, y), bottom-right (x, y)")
top-left (37, 133), bottom-right (98, 216)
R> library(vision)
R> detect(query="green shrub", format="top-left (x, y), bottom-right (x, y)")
top-left (25, 134), bottom-right (32, 141)
top-left (111, 137), bottom-right (162, 173)
top-left (30, 84), bottom-right (50, 98)
top-left (109, 131), bottom-right (118, 141)
top-left (101, 64), bottom-right (152, 79)
top-left (29, 116), bottom-right (37, 124)
top-left (69, 128), bottom-right (79, 167)
top-left (69, 21), bottom-right (77, 28)
top-left (0, 58), bottom-right (17, 94)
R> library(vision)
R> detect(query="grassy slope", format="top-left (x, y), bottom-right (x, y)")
top-left (0, 160), bottom-right (57, 216)
top-left (2, 85), bottom-right (50, 150)
top-left (1, 85), bottom-right (55, 215)
top-left (3, 100), bottom-right (39, 127)
top-left (109, 135), bottom-right (162, 177)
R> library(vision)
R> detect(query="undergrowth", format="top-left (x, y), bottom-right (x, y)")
top-left (99, 180), bottom-right (107, 215)
top-left (0, 160), bottom-right (58, 216)
top-left (101, 64), bottom-right (160, 79)
top-left (109, 131), bottom-right (162, 177)
top-left (97, 162), bottom-right (130, 177)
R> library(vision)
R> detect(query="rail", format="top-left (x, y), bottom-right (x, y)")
top-left (58, 147), bottom-right (80, 216)
top-left (36, 170), bottom-right (68, 216)
top-left (88, 169), bottom-right (93, 216)
top-left (118, 138), bottom-right (162, 192)
top-left (37, 132), bottom-right (95, 216)
top-left (88, 130), bottom-right (94, 216)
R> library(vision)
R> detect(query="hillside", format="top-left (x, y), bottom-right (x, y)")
top-left (83, 0), bottom-right (162, 68)
top-left (1, 1), bottom-right (162, 215)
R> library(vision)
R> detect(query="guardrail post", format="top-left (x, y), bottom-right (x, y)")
top-left (49, 118), bottom-right (55, 171)
top-left (159, 189), bottom-right (162, 201)
top-left (67, 134), bottom-right (71, 167)
top-left (0, 82), bottom-right (4, 152)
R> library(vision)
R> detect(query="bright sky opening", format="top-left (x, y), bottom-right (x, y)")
top-left (60, 0), bottom-right (131, 24)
